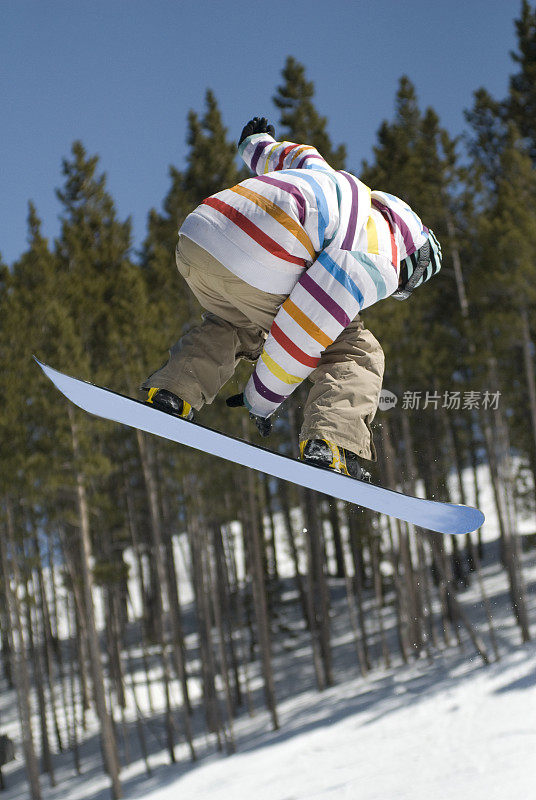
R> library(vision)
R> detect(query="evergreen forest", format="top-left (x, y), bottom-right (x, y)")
top-left (1, 4), bottom-right (536, 799)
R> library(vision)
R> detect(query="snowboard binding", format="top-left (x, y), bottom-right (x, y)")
top-left (300, 439), bottom-right (371, 483)
top-left (145, 388), bottom-right (194, 421)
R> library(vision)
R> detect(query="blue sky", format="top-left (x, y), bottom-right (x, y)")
top-left (1, 0), bottom-right (523, 265)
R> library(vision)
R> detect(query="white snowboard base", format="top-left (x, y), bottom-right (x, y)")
top-left (36, 359), bottom-right (485, 535)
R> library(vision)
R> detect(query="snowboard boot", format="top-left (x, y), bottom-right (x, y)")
top-left (300, 439), bottom-right (372, 483)
top-left (145, 388), bottom-right (194, 420)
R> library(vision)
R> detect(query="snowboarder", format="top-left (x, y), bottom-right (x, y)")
top-left (142, 117), bottom-right (442, 480)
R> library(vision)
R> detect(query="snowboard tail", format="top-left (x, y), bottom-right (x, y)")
top-left (35, 359), bottom-right (485, 536)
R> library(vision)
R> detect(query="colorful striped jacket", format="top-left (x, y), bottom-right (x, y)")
top-left (180, 133), bottom-right (429, 418)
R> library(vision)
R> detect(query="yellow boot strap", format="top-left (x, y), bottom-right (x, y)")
top-left (300, 439), bottom-right (350, 476)
top-left (146, 388), bottom-right (192, 419)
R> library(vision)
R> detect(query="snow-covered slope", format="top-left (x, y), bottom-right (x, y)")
top-left (2, 641), bottom-right (534, 800)
top-left (139, 643), bottom-right (536, 800)
top-left (0, 458), bottom-right (534, 800)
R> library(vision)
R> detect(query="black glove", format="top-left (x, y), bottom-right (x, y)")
top-left (226, 393), bottom-right (272, 437)
top-left (238, 116), bottom-right (275, 148)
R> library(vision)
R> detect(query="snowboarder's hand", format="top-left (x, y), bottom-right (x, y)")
top-left (238, 117), bottom-right (275, 147)
top-left (251, 414), bottom-right (272, 437)
top-left (226, 393), bottom-right (272, 437)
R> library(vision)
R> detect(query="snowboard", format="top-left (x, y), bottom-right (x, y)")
top-left (36, 359), bottom-right (485, 536)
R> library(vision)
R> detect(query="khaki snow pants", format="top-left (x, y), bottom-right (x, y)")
top-left (142, 235), bottom-right (385, 460)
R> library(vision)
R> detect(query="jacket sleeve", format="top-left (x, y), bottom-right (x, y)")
top-left (239, 133), bottom-right (331, 175)
top-left (243, 244), bottom-right (399, 418)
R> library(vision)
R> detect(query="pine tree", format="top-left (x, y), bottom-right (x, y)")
top-left (55, 140), bottom-right (134, 385)
top-left (465, 0), bottom-right (536, 512)
top-left (52, 142), bottom-right (144, 797)
top-left (142, 90), bottom-right (243, 359)
top-left (462, 10), bottom-right (535, 638)
top-left (184, 89), bottom-right (244, 200)
top-left (464, 88), bottom-right (507, 199)
top-left (362, 76), bottom-right (422, 196)
top-left (361, 76), bottom-right (483, 608)
top-left (508, 0), bottom-right (536, 162)
top-left (473, 125), bottom-right (536, 509)
top-left (0, 213), bottom-right (77, 798)
top-left (0, 204), bottom-right (81, 527)
top-left (273, 56), bottom-right (346, 169)
top-left (361, 77), bottom-right (463, 406)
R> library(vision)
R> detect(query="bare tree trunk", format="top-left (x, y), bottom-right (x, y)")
top-left (212, 524), bottom-right (242, 712)
top-left (100, 528), bottom-right (126, 712)
top-left (325, 500), bottom-right (346, 579)
top-left (123, 479), bottom-right (156, 714)
top-left (277, 480), bottom-right (310, 629)
top-left (446, 216), bottom-right (470, 320)
top-left (414, 530), bottom-right (437, 656)
top-left (26, 578), bottom-right (55, 785)
top-left (346, 507), bottom-right (372, 671)
top-left (402, 416), bottom-right (461, 646)
top-left (501, 520), bottom-right (532, 644)
top-left (520, 303), bottom-right (536, 465)
top-left (207, 524), bottom-right (236, 754)
top-left (370, 532), bottom-right (391, 669)
top-left (58, 523), bottom-right (91, 719)
top-left (287, 403), bottom-right (333, 688)
top-left (443, 416), bottom-right (500, 659)
top-left (337, 507), bottom-right (368, 677)
top-left (261, 475), bottom-right (279, 583)
top-left (303, 489), bottom-right (334, 688)
top-left (0, 589), bottom-right (14, 688)
top-left (242, 442), bottom-right (279, 729)
top-left (158, 477), bottom-right (194, 718)
top-left (428, 536), bottom-right (490, 664)
top-left (136, 429), bottom-right (195, 761)
top-left (399, 413), bottom-right (438, 652)
top-left (34, 531), bottom-right (65, 754)
top-left (441, 410), bottom-right (470, 587)
top-left (110, 584), bottom-right (127, 708)
top-left (487, 358), bottom-right (531, 642)
top-left (66, 595), bottom-right (82, 776)
top-left (186, 503), bottom-right (222, 746)
top-left (1, 501), bottom-right (42, 800)
top-left (385, 521), bottom-right (410, 665)
top-left (466, 421), bottom-right (485, 559)
top-left (68, 406), bottom-right (122, 799)
top-left (124, 640), bottom-right (152, 776)
top-left (222, 519), bottom-right (255, 718)
top-left (381, 419), bottom-right (423, 655)
top-left (448, 218), bottom-right (530, 641)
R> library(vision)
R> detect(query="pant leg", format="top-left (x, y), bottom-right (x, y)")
top-left (299, 316), bottom-right (385, 461)
top-left (142, 312), bottom-right (248, 408)
top-left (141, 236), bottom-right (286, 409)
